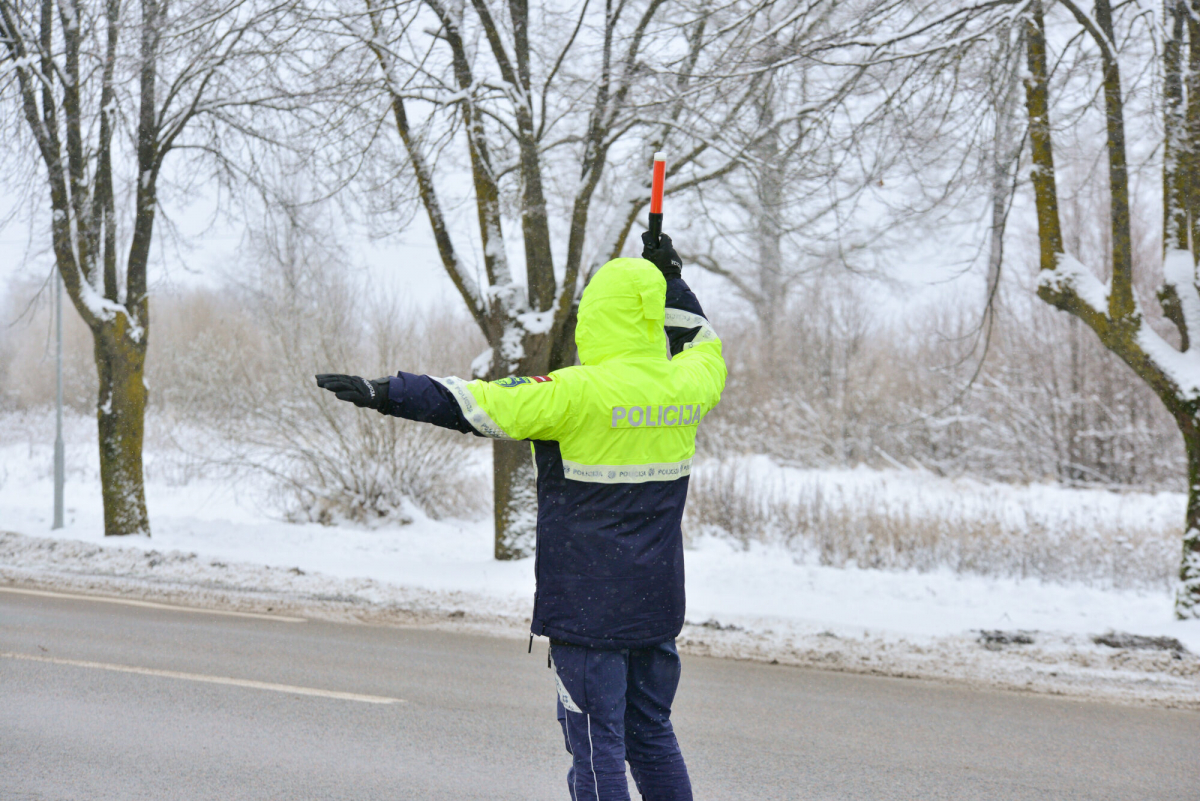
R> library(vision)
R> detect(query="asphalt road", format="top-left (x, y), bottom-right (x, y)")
top-left (1, 588), bottom-right (1197, 800)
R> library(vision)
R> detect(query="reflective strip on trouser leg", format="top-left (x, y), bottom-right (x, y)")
top-left (551, 643), bottom-right (631, 801)
top-left (552, 651), bottom-right (582, 801)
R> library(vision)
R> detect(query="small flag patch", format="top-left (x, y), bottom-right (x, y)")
top-left (493, 375), bottom-right (554, 388)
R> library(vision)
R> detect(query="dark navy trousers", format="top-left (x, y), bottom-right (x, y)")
top-left (550, 639), bottom-right (693, 801)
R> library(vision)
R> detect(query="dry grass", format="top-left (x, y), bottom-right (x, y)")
top-left (684, 459), bottom-right (1181, 591)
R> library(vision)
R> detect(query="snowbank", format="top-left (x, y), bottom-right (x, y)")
top-left (2, 413), bottom-right (1198, 708)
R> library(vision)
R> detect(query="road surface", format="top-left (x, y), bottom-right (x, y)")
top-left (1, 586), bottom-right (1197, 800)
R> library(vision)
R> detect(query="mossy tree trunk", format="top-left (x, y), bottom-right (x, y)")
top-left (1177, 413), bottom-right (1200, 610)
top-left (493, 439), bottom-right (539, 560)
top-left (1022, 0), bottom-right (1200, 616)
top-left (93, 317), bottom-right (151, 537)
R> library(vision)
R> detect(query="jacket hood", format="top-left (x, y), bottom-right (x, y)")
top-left (575, 258), bottom-right (666, 365)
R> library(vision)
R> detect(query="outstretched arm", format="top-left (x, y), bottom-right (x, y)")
top-left (316, 369), bottom-right (574, 441)
top-left (386, 372), bottom-right (482, 434)
top-left (315, 372), bottom-right (478, 435)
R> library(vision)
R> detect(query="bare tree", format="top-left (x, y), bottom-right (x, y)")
top-left (683, 1), bottom-right (1028, 358)
top-left (317, 0), bottom-right (864, 557)
top-left (0, 0), bottom-right (304, 534)
top-left (1014, 0), bottom-right (1200, 616)
top-left (330, 0), bottom-right (1031, 558)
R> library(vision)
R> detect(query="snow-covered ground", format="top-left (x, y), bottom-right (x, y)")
top-left (2, 411), bottom-right (1199, 709)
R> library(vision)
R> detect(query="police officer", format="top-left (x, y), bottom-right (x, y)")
top-left (317, 232), bottom-right (726, 801)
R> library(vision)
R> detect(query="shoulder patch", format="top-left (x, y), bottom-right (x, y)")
top-left (493, 375), bottom-right (553, 388)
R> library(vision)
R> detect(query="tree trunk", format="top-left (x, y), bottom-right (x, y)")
top-left (1022, 0), bottom-right (1200, 615)
top-left (1023, 1), bottom-right (1063, 272)
top-left (492, 438), bottom-right (537, 559)
top-left (1178, 413), bottom-right (1200, 616)
top-left (93, 317), bottom-right (150, 537)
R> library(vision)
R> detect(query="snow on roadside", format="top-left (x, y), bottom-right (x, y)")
top-left (2, 413), bottom-right (1199, 708)
top-left (2, 527), bottom-right (1197, 709)
top-left (3, 514), bottom-right (1198, 709)
top-left (684, 534), bottom-right (1196, 645)
top-left (680, 535), bottom-right (1199, 708)
top-left (0, 530), bottom-right (530, 629)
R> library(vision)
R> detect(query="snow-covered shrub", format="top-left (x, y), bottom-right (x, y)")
top-left (147, 212), bottom-right (489, 524)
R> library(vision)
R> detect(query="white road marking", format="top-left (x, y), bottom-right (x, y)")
top-left (0, 586), bottom-right (306, 623)
top-left (1, 651), bottom-right (405, 705)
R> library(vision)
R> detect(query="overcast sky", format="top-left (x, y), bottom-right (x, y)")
top-left (0, 180), bottom-right (988, 339)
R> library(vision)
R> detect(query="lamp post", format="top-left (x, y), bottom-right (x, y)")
top-left (53, 264), bottom-right (64, 530)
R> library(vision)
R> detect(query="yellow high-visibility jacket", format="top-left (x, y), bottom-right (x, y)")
top-left (386, 258), bottom-right (726, 647)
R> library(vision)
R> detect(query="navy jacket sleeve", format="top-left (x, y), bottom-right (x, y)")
top-left (383, 371), bottom-right (481, 436)
top-left (664, 277), bottom-right (709, 356)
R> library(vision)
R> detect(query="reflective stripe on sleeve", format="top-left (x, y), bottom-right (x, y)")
top-left (664, 308), bottom-right (710, 330)
top-left (432, 376), bottom-right (514, 440)
top-left (664, 308), bottom-right (718, 347)
top-left (561, 458), bottom-right (692, 484)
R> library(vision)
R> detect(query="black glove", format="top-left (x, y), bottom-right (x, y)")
top-left (315, 374), bottom-right (391, 411)
top-left (641, 231), bottom-right (683, 280)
